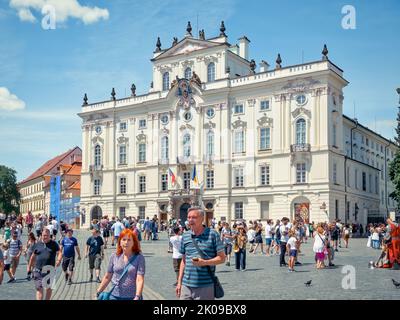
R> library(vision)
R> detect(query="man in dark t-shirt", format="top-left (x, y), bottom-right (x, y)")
top-left (85, 228), bottom-right (104, 283)
top-left (28, 228), bottom-right (60, 300)
top-left (60, 229), bottom-right (81, 285)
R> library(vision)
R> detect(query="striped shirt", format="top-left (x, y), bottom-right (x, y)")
top-left (179, 227), bottom-right (224, 288)
top-left (9, 239), bottom-right (22, 257)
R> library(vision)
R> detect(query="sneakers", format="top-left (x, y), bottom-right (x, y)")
top-left (335, 249), bottom-right (339, 252)
top-left (7, 278), bottom-right (16, 283)
top-left (329, 263), bottom-right (335, 267)
top-left (89, 275), bottom-right (93, 282)
top-left (65, 273), bottom-right (69, 282)
top-left (67, 279), bottom-right (73, 285)
top-left (96, 277), bottom-right (101, 283)
top-left (295, 261), bottom-right (302, 266)
top-left (225, 262), bottom-right (230, 266)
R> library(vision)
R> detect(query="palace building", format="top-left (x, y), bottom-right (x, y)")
top-left (78, 22), bottom-right (398, 228)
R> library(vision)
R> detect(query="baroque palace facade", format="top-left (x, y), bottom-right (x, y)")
top-left (78, 22), bottom-right (398, 228)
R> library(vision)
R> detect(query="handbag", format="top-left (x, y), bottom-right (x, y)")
top-left (97, 254), bottom-right (138, 300)
top-left (191, 238), bottom-right (224, 299)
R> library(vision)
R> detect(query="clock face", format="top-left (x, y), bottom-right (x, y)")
top-left (95, 126), bottom-right (102, 134)
top-left (296, 94), bottom-right (307, 105)
top-left (183, 111), bottom-right (192, 122)
top-left (206, 107), bottom-right (215, 118)
top-left (161, 114), bottom-right (169, 125)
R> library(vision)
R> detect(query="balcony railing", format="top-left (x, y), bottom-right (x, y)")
top-left (89, 164), bottom-right (103, 172)
top-left (290, 143), bottom-right (311, 153)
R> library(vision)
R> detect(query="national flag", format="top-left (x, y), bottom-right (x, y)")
top-left (168, 168), bottom-right (176, 185)
top-left (191, 164), bottom-right (199, 187)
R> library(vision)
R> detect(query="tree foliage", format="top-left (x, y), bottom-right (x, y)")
top-left (0, 165), bottom-right (20, 215)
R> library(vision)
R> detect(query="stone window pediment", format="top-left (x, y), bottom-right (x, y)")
top-left (231, 118), bottom-right (247, 129)
top-left (292, 107), bottom-right (311, 119)
top-left (257, 115), bottom-right (273, 127)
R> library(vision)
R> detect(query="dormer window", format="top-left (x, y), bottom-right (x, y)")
top-left (162, 72), bottom-right (170, 91)
top-left (207, 62), bottom-right (215, 82)
top-left (184, 67), bottom-right (192, 79)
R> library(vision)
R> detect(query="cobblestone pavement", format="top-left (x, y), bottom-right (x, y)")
top-left (1, 229), bottom-right (400, 300)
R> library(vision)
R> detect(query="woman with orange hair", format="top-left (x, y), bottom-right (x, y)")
top-left (96, 229), bottom-right (145, 300)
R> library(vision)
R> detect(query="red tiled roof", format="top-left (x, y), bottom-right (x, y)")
top-left (68, 181), bottom-right (81, 190)
top-left (19, 147), bottom-right (80, 185)
top-left (64, 162), bottom-right (82, 176)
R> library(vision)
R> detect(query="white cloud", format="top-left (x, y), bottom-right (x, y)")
top-left (0, 87), bottom-right (26, 111)
top-left (9, 0), bottom-right (109, 25)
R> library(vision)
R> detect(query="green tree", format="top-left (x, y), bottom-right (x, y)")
top-left (0, 165), bottom-right (20, 215)
top-left (389, 102), bottom-right (400, 210)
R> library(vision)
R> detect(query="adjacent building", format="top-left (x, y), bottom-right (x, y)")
top-left (78, 22), bottom-right (398, 228)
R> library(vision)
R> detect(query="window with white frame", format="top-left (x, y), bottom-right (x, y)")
top-left (183, 172), bottom-right (191, 190)
top-left (119, 145), bottom-right (127, 165)
top-left (234, 167), bottom-right (244, 187)
top-left (161, 174), bottom-right (168, 191)
top-left (183, 134), bottom-right (191, 157)
top-left (161, 136), bottom-right (169, 160)
top-left (184, 67), bottom-right (192, 79)
top-left (94, 179), bottom-right (100, 195)
top-left (260, 165), bottom-right (270, 186)
top-left (259, 127), bottom-right (271, 150)
top-left (119, 121), bottom-right (127, 131)
top-left (296, 118), bottom-right (306, 145)
top-left (207, 62), bottom-right (215, 82)
top-left (260, 201), bottom-right (269, 219)
top-left (119, 177), bottom-right (126, 194)
top-left (260, 100), bottom-right (270, 111)
top-left (162, 72), bottom-right (170, 91)
top-left (139, 206), bottom-right (145, 219)
top-left (119, 207), bottom-right (126, 219)
top-left (234, 104), bottom-right (244, 114)
top-left (234, 202), bottom-right (243, 219)
top-left (333, 163), bottom-right (337, 184)
top-left (138, 143), bottom-right (146, 162)
top-left (207, 131), bottom-right (214, 157)
top-left (139, 119), bottom-right (146, 129)
top-left (139, 176), bottom-right (146, 193)
top-left (94, 145), bottom-right (101, 167)
top-left (206, 170), bottom-right (214, 189)
top-left (296, 163), bottom-right (306, 183)
top-left (234, 130), bottom-right (244, 153)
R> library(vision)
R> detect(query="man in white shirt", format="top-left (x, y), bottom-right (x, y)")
top-left (279, 217), bottom-right (290, 267)
top-left (264, 220), bottom-right (273, 256)
top-left (169, 227), bottom-right (183, 287)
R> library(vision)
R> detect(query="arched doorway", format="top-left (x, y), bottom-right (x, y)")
top-left (91, 206), bottom-right (102, 222)
top-left (291, 197), bottom-right (310, 223)
top-left (180, 203), bottom-right (191, 224)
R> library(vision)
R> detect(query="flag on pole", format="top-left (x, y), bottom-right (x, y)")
top-left (168, 168), bottom-right (176, 185)
top-left (191, 164), bottom-right (199, 187)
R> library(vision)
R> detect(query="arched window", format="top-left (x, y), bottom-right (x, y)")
top-left (162, 72), bottom-right (170, 91)
top-left (161, 136), bottom-right (169, 160)
top-left (94, 145), bottom-right (101, 166)
top-left (183, 134), bottom-right (191, 157)
top-left (184, 67), bottom-right (192, 79)
top-left (207, 62), bottom-right (215, 82)
top-left (207, 131), bottom-right (214, 156)
top-left (296, 118), bottom-right (306, 145)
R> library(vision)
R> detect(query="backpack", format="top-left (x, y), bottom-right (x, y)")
top-left (275, 226), bottom-right (281, 240)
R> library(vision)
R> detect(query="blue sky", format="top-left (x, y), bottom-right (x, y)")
top-left (0, 0), bottom-right (399, 181)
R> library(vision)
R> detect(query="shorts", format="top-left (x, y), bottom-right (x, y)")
top-left (255, 236), bottom-right (263, 244)
top-left (4, 264), bottom-right (10, 271)
top-left (103, 230), bottom-right (110, 238)
top-left (265, 238), bottom-right (272, 246)
top-left (331, 235), bottom-right (338, 241)
top-left (276, 239), bottom-right (281, 245)
top-left (173, 258), bottom-right (182, 274)
top-left (249, 240), bottom-right (255, 244)
top-left (62, 257), bottom-right (75, 272)
top-left (33, 270), bottom-right (52, 290)
top-left (315, 252), bottom-right (325, 261)
top-left (88, 254), bottom-right (102, 270)
top-left (289, 250), bottom-right (298, 257)
top-left (224, 244), bottom-right (232, 255)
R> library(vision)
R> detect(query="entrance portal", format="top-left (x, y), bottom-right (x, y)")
top-left (180, 203), bottom-right (191, 224)
top-left (91, 206), bottom-right (102, 222)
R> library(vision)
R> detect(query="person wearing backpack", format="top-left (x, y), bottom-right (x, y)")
top-left (8, 231), bottom-right (23, 282)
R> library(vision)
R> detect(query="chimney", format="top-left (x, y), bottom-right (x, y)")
top-left (238, 36), bottom-right (250, 60)
top-left (259, 60), bottom-right (270, 72)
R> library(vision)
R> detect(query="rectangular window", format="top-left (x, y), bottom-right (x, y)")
top-left (119, 122), bottom-right (127, 131)
top-left (139, 176), bottom-right (146, 193)
top-left (369, 173), bottom-right (372, 193)
top-left (381, 191), bottom-right (384, 205)
top-left (381, 164), bottom-right (384, 180)
top-left (346, 201), bottom-right (350, 221)
top-left (362, 172), bottom-right (366, 191)
top-left (259, 128), bottom-right (271, 150)
top-left (161, 174), bottom-right (168, 191)
top-left (260, 165), bottom-right (270, 186)
top-left (366, 138), bottom-right (369, 146)
top-left (234, 202), bottom-right (243, 219)
top-left (234, 130), bottom-right (245, 153)
top-left (234, 167), bottom-right (244, 187)
top-left (296, 163), bottom-right (306, 183)
top-left (347, 167), bottom-right (350, 187)
top-left (355, 169), bottom-right (358, 189)
top-left (333, 124), bottom-right (337, 146)
top-left (260, 100), bottom-right (270, 110)
top-left (183, 172), bottom-right (191, 190)
top-left (94, 179), bottom-right (100, 195)
top-left (139, 119), bottom-right (146, 129)
top-left (119, 145), bottom-right (127, 165)
top-left (206, 170), bottom-right (214, 189)
top-left (260, 201), bottom-right (269, 220)
top-left (119, 177), bottom-right (126, 194)
top-left (138, 144), bottom-right (146, 162)
top-left (333, 163), bottom-right (337, 184)
top-left (119, 207), bottom-right (126, 219)
top-left (234, 104), bottom-right (244, 114)
top-left (375, 175), bottom-right (379, 194)
top-left (335, 199), bottom-right (339, 220)
top-left (139, 206), bottom-right (145, 220)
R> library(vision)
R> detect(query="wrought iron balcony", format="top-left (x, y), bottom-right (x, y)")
top-left (290, 143), bottom-right (311, 153)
